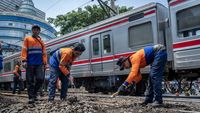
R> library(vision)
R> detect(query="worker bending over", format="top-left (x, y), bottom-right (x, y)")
top-left (48, 43), bottom-right (85, 102)
top-left (116, 44), bottom-right (167, 107)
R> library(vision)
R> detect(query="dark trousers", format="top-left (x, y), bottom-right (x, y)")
top-left (26, 65), bottom-right (44, 99)
top-left (48, 66), bottom-right (69, 100)
top-left (145, 50), bottom-right (167, 103)
top-left (13, 77), bottom-right (22, 94)
top-left (38, 83), bottom-right (44, 96)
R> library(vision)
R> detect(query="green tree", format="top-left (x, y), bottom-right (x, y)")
top-left (48, 5), bottom-right (132, 35)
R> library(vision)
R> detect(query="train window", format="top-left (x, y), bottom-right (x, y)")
top-left (103, 34), bottom-right (111, 54)
top-left (128, 22), bottom-right (153, 47)
top-left (177, 5), bottom-right (200, 38)
top-left (92, 38), bottom-right (99, 56)
top-left (4, 62), bottom-right (11, 72)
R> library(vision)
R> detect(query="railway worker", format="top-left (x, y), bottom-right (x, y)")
top-left (115, 44), bottom-right (167, 107)
top-left (21, 25), bottom-right (47, 104)
top-left (0, 41), bottom-right (3, 71)
top-left (12, 60), bottom-right (23, 94)
top-left (48, 42), bottom-right (85, 103)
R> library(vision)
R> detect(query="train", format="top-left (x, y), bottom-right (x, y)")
top-left (0, 0), bottom-right (200, 95)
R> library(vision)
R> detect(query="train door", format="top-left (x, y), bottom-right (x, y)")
top-left (169, 0), bottom-right (200, 70)
top-left (100, 31), bottom-right (113, 72)
top-left (90, 31), bottom-right (113, 73)
top-left (90, 34), bottom-right (102, 73)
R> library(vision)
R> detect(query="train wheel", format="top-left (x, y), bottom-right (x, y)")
top-left (164, 80), bottom-right (176, 94)
top-left (164, 78), bottom-right (194, 95)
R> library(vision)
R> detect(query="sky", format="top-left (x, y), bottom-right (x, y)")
top-left (33, 0), bottom-right (168, 19)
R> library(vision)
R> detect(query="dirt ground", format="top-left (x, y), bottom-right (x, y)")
top-left (0, 94), bottom-right (200, 113)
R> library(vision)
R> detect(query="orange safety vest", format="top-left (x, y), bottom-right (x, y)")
top-left (21, 36), bottom-right (47, 65)
top-left (49, 48), bottom-right (76, 76)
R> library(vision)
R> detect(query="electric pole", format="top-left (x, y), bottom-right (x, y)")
top-left (110, 0), bottom-right (117, 16)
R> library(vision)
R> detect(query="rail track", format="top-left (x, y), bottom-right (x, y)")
top-left (1, 89), bottom-right (200, 103)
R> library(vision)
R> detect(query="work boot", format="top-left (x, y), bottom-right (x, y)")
top-left (28, 98), bottom-right (35, 104)
top-left (48, 99), bottom-right (54, 105)
top-left (140, 100), bottom-right (153, 106)
top-left (152, 101), bottom-right (163, 107)
top-left (60, 98), bottom-right (67, 102)
top-left (48, 97), bottom-right (54, 102)
top-left (48, 97), bottom-right (55, 105)
top-left (34, 97), bottom-right (39, 101)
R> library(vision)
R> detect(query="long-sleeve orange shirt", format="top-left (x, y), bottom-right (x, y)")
top-left (49, 48), bottom-right (76, 76)
top-left (21, 36), bottom-right (47, 65)
top-left (125, 46), bottom-right (156, 84)
top-left (125, 49), bottom-right (147, 84)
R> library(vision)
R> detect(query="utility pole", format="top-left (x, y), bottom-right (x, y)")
top-left (97, 0), bottom-right (117, 17)
top-left (110, 0), bottom-right (117, 16)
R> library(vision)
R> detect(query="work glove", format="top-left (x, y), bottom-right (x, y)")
top-left (118, 81), bottom-right (130, 93)
top-left (22, 61), bottom-right (27, 68)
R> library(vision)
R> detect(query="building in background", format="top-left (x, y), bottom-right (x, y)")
top-left (0, 0), bottom-right (56, 56)
top-left (0, 0), bottom-right (45, 19)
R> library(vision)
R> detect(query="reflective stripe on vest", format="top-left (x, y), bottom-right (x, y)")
top-left (27, 46), bottom-right (42, 55)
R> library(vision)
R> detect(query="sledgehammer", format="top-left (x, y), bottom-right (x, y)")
top-left (110, 91), bottom-right (119, 98)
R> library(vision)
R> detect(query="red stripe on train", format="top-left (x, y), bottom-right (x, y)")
top-left (169, 0), bottom-right (186, 6)
top-left (2, 40), bottom-right (200, 76)
top-left (173, 39), bottom-right (200, 49)
top-left (73, 52), bottom-right (134, 65)
top-left (46, 18), bottom-right (129, 47)
top-left (73, 59), bottom-right (90, 65)
top-left (74, 38), bottom-right (200, 65)
top-left (144, 10), bottom-right (156, 16)
top-left (0, 70), bottom-right (25, 76)
top-left (2, 38), bottom-right (200, 76)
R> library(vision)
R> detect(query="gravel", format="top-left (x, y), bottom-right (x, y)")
top-left (0, 94), bottom-right (200, 113)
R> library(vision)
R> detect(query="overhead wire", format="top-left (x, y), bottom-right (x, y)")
top-left (39, 0), bottom-right (112, 36)
top-left (41, 0), bottom-right (93, 33)
top-left (41, 0), bottom-right (112, 33)
top-left (63, 1), bottom-right (94, 16)
top-left (71, 0), bottom-right (93, 11)
top-left (45, 0), bottom-right (63, 12)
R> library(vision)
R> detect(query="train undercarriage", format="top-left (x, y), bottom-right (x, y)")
top-left (0, 69), bottom-right (199, 96)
